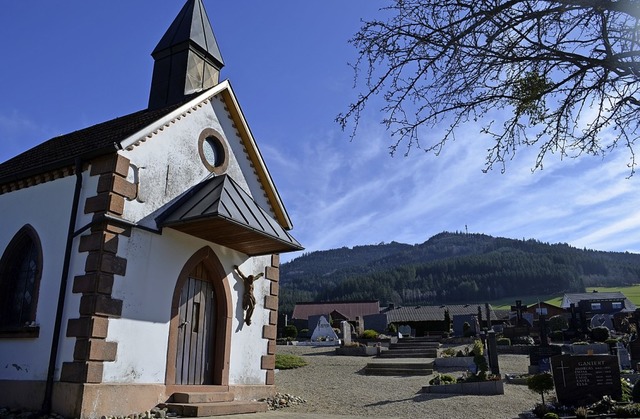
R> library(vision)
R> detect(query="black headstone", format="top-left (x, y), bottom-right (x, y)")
top-left (530, 345), bottom-right (562, 371)
top-left (551, 354), bottom-right (622, 406)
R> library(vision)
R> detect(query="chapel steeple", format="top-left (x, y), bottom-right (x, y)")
top-left (148, 0), bottom-right (224, 110)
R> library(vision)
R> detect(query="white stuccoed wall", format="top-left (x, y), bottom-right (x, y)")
top-left (0, 171), bottom-right (97, 381)
top-left (103, 228), bottom-right (270, 384)
top-left (121, 94), bottom-right (271, 225)
top-left (103, 92), bottom-right (276, 384)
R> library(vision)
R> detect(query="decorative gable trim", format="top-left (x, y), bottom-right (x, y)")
top-left (119, 81), bottom-right (294, 231)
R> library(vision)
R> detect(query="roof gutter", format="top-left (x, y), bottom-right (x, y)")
top-left (42, 157), bottom-right (84, 413)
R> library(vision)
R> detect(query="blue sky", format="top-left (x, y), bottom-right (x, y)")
top-left (2, 1), bottom-right (640, 263)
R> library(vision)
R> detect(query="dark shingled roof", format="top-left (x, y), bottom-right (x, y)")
top-left (386, 304), bottom-right (498, 323)
top-left (0, 101), bottom-right (187, 184)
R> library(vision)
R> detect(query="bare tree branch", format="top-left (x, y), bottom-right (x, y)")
top-left (337, 0), bottom-right (640, 174)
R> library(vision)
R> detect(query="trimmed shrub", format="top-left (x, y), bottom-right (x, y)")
top-left (543, 413), bottom-right (559, 419)
top-left (549, 330), bottom-right (563, 342)
top-left (591, 326), bottom-right (610, 342)
top-left (548, 315), bottom-right (568, 332)
top-left (527, 373), bottom-right (554, 405)
top-left (497, 337), bottom-right (511, 346)
top-left (361, 329), bottom-right (379, 339)
top-left (284, 324), bottom-right (298, 339)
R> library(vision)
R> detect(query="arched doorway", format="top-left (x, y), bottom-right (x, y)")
top-left (166, 247), bottom-right (231, 386)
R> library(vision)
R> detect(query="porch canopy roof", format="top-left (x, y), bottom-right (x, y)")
top-left (157, 174), bottom-right (302, 256)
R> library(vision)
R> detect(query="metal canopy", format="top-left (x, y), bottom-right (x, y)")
top-left (152, 0), bottom-right (224, 68)
top-left (157, 175), bottom-right (302, 256)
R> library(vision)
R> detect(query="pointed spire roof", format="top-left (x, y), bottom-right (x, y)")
top-left (152, 0), bottom-right (224, 69)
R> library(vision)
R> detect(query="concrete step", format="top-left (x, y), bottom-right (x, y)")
top-left (390, 342), bottom-right (440, 349)
top-left (378, 349), bottom-right (437, 358)
top-left (164, 401), bottom-right (267, 417)
top-left (364, 368), bottom-right (434, 376)
top-left (364, 361), bottom-right (434, 376)
top-left (172, 392), bottom-right (235, 403)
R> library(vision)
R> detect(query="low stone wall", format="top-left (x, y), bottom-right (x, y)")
top-left (335, 346), bottom-right (379, 356)
top-left (422, 380), bottom-right (504, 395)
top-left (495, 345), bottom-right (532, 355)
top-left (433, 356), bottom-right (475, 368)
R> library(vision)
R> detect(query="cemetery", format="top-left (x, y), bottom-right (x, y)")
top-left (275, 294), bottom-right (640, 418)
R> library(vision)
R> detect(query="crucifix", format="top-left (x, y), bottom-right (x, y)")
top-left (233, 265), bottom-right (264, 326)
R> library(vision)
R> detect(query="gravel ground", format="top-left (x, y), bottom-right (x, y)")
top-left (273, 345), bottom-right (540, 419)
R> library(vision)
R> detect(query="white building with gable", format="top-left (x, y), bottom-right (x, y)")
top-left (0, 1), bottom-right (301, 417)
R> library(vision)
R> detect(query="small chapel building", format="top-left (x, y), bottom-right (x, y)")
top-left (0, 1), bottom-right (302, 417)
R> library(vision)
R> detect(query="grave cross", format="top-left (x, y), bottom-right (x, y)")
top-left (557, 360), bottom-right (571, 387)
top-left (511, 300), bottom-right (526, 326)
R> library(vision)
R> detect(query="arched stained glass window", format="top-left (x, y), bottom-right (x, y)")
top-left (0, 225), bottom-right (42, 336)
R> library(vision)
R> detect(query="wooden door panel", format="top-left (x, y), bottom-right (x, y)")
top-left (176, 271), bottom-right (217, 385)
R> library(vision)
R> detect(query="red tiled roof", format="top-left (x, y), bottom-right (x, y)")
top-left (0, 100), bottom-right (188, 184)
top-left (292, 301), bottom-right (380, 321)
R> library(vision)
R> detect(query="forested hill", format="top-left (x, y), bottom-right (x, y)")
top-left (278, 232), bottom-right (640, 314)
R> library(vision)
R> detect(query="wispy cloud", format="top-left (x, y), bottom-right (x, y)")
top-left (274, 114), bottom-right (640, 262)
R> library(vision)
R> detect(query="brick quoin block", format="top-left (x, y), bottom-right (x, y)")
top-left (79, 295), bottom-right (123, 318)
top-left (74, 339), bottom-right (118, 362)
top-left (90, 154), bottom-right (130, 177)
top-left (72, 273), bottom-right (114, 295)
top-left (269, 310), bottom-right (277, 325)
top-left (79, 232), bottom-right (119, 254)
top-left (267, 340), bottom-right (276, 355)
top-left (97, 174), bottom-right (136, 199)
top-left (264, 295), bottom-right (278, 311)
top-left (262, 325), bottom-right (276, 340)
top-left (60, 361), bottom-right (104, 384)
top-left (85, 193), bottom-right (125, 215)
top-left (261, 355), bottom-right (275, 370)
top-left (266, 370), bottom-right (275, 385)
top-left (269, 281), bottom-right (279, 297)
top-left (85, 253), bottom-right (127, 276)
top-left (271, 254), bottom-right (279, 268)
top-left (66, 316), bottom-right (109, 339)
top-left (265, 266), bottom-right (279, 282)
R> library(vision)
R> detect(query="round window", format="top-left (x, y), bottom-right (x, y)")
top-left (203, 137), bottom-right (224, 167)
top-left (198, 129), bottom-right (229, 174)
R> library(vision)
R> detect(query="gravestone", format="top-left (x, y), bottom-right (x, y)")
top-left (551, 354), bottom-right (622, 406)
top-left (590, 314), bottom-right (614, 331)
top-left (617, 342), bottom-right (631, 370)
top-left (341, 321), bottom-right (352, 346)
top-left (398, 325), bottom-right (412, 337)
top-left (630, 336), bottom-right (640, 362)
top-left (529, 345), bottom-right (561, 374)
top-left (310, 316), bottom-right (339, 342)
top-left (486, 330), bottom-right (500, 375)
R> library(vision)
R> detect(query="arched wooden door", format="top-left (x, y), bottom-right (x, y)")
top-left (167, 247), bottom-right (232, 387)
top-left (175, 262), bottom-right (216, 384)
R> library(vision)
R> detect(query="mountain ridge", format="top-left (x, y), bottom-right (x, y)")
top-left (278, 232), bottom-right (640, 313)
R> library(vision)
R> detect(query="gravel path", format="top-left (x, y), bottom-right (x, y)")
top-left (273, 345), bottom-right (539, 419)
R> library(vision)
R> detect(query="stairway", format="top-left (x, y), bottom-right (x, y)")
top-left (364, 359), bottom-right (434, 376)
top-left (377, 337), bottom-right (439, 358)
top-left (161, 387), bottom-right (267, 417)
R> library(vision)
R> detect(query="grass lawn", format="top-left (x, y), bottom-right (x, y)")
top-left (275, 353), bottom-right (307, 370)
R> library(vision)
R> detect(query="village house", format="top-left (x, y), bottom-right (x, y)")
top-left (0, 1), bottom-right (301, 417)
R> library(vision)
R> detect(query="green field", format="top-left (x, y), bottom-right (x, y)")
top-left (489, 284), bottom-right (640, 309)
